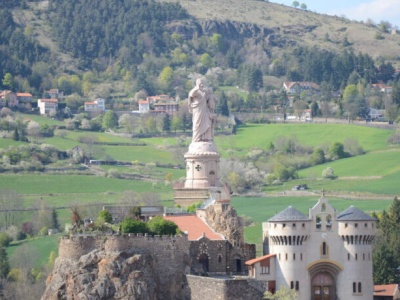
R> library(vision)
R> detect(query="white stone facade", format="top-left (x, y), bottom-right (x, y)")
top-left (257, 196), bottom-right (375, 300)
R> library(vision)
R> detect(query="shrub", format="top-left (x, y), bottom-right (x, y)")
top-left (147, 216), bottom-right (178, 235)
top-left (322, 167), bottom-right (336, 179)
top-left (120, 219), bottom-right (148, 234)
top-left (98, 210), bottom-right (113, 223)
top-left (0, 232), bottom-right (13, 247)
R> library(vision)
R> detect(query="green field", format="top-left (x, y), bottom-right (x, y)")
top-left (2, 121), bottom-right (399, 266)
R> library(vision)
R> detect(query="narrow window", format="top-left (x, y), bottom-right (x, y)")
top-left (353, 282), bottom-right (356, 293)
top-left (355, 223), bottom-right (358, 228)
top-left (285, 253), bottom-right (288, 261)
top-left (358, 282), bottom-right (362, 293)
top-left (300, 253), bottom-right (303, 260)
top-left (293, 253), bottom-right (296, 260)
top-left (292, 223), bottom-right (296, 228)
top-left (355, 253), bottom-right (358, 260)
top-left (290, 281), bottom-right (294, 289)
top-left (322, 242), bottom-right (327, 256)
top-left (295, 281), bottom-right (299, 291)
top-left (345, 223), bottom-right (348, 228)
top-left (364, 223), bottom-right (368, 228)
top-left (348, 253), bottom-right (350, 261)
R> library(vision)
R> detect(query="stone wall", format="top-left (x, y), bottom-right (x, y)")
top-left (186, 275), bottom-right (266, 300)
top-left (58, 233), bottom-right (189, 260)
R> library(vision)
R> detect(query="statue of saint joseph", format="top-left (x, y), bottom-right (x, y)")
top-left (188, 78), bottom-right (216, 143)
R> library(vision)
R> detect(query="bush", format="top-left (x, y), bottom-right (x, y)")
top-left (120, 219), bottom-right (148, 234)
top-left (0, 232), bottom-right (13, 247)
top-left (147, 216), bottom-right (178, 235)
top-left (98, 210), bottom-right (113, 223)
top-left (322, 167), bottom-right (336, 179)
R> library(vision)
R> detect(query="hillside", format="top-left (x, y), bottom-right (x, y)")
top-left (2, 0), bottom-right (400, 100)
top-left (162, 0), bottom-right (400, 65)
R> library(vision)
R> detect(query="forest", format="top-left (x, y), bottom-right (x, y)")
top-left (1, 0), bottom-right (399, 108)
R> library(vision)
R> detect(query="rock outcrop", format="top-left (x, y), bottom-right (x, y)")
top-left (42, 237), bottom-right (191, 300)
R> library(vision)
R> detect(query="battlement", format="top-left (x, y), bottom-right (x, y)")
top-left (58, 233), bottom-right (189, 260)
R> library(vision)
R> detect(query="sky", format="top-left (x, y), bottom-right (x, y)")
top-left (270, 0), bottom-right (400, 28)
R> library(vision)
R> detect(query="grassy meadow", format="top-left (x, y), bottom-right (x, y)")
top-left (1, 119), bottom-right (400, 264)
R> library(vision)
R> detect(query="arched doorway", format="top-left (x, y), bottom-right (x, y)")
top-left (312, 272), bottom-right (334, 300)
top-left (308, 261), bottom-right (342, 300)
top-left (198, 253), bottom-right (209, 272)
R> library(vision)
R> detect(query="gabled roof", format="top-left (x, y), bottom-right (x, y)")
top-left (374, 284), bottom-right (399, 297)
top-left (268, 206), bottom-right (310, 222)
top-left (39, 98), bottom-right (58, 103)
top-left (337, 205), bottom-right (375, 221)
top-left (16, 92), bottom-right (32, 97)
top-left (163, 215), bottom-right (224, 241)
top-left (245, 254), bottom-right (276, 266)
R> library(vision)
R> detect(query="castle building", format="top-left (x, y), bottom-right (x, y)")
top-left (246, 196), bottom-right (376, 300)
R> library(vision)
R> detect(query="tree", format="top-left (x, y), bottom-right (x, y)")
top-left (162, 113), bottom-right (171, 132)
top-left (329, 142), bottom-right (346, 160)
top-left (120, 219), bottom-right (148, 234)
top-left (292, 1), bottom-right (300, 8)
top-left (300, 3), bottom-right (307, 10)
top-left (310, 148), bottom-right (325, 165)
top-left (2, 73), bottom-right (14, 90)
top-left (171, 115), bottom-right (181, 133)
top-left (391, 80), bottom-right (400, 106)
top-left (51, 209), bottom-right (60, 230)
top-left (159, 66), bottom-right (174, 88)
top-left (342, 84), bottom-right (358, 121)
top-left (0, 247), bottom-right (10, 278)
top-left (102, 110), bottom-right (118, 130)
top-left (98, 210), bottom-right (113, 223)
top-left (216, 91), bottom-right (229, 116)
top-left (147, 216), bottom-right (178, 235)
top-left (12, 128), bottom-right (19, 141)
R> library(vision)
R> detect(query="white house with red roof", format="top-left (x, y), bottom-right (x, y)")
top-left (283, 81), bottom-right (320, 94)
top-left (38, 98), bottom-right (58, 115)
top-left (84, 98), bottom-right (105, 112)
top-left (138, 99), bottom-right (150, 114)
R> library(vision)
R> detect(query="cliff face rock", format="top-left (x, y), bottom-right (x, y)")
top-left (204, 204), bottom-right (244, 246)
top-left (42, 247), bottom-right (191, 300)
top-left (166, 19), bottom-right (294, 48)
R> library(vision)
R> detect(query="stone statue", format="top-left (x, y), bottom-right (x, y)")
top-left (188, 78), bottom-right (216, 143)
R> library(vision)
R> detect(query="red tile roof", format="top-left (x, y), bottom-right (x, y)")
top-left (245, 254), bottom-right (276, 266)
top-left (374, 284), bottom-right (399, 297)
top-left (164, 215), bottom-right (224, 241)
top-left (16, 92), bottom-right (32, 97)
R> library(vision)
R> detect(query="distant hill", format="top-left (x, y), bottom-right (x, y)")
top-left (161, 0), bottom-right (400, 66)
top-left (1, 0), bottom-right (400, 98)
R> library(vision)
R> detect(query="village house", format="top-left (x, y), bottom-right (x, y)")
top-left (45, 88), bottom-right (64, 99)
top-left (138, 99), bottom-right (150, 114)
top-left (37, 98), bottom-right (58, 115)
top-left (374, 284), bottom-right (400, 300)
top-left (0, 90), bottom-right (18, 108)
top-left (16, 92), bottom-right (33, 103)
top-left (84, 98), bottom-right (105, 112)
top-left (283, 81), bottom-right (320, 95)
top-left (371, 83), bottom-right (393, 95)
top-left (153, 100), bottom-right (179, 114)
top-left (135, 95), bottom-right (179, 115)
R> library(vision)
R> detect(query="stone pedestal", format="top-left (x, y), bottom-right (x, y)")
top-left (184, 141), bottom-right (221, 189)
top-left (174, 141), bottom-right (229, 207)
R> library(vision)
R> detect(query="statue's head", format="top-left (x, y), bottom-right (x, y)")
top-left (196, 78), bottom-right (205, 90)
